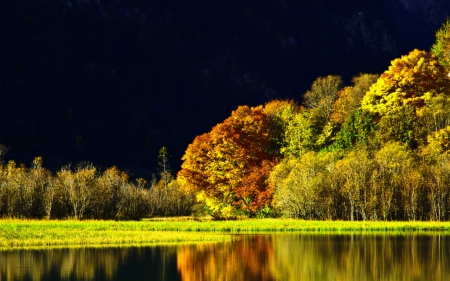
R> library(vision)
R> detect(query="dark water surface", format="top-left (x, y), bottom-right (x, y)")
top-left (1, 234), bottom-right (450, 281)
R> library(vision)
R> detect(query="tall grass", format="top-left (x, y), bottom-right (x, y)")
top-left (2, 219), bottom-right (450, 249)
top-left (0, 219), bottom-right (233, 249)
top-left (141, 218), bottom-right (450, 233)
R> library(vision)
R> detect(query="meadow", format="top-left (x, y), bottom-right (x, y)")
top-left (2, 218), bottom-right (450, 249)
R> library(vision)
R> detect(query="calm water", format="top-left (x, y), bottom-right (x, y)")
top-left (1, 234), bottom-right (450, 281)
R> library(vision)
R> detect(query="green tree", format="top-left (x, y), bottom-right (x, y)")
top-left (431, 18), bottom-right (450, 70)
top-left (376, 105), bottom-right (418, 148)
top-left (158, 146), bottom-right (171, 189)
top-left (333, 109), bottom-right (378, 150)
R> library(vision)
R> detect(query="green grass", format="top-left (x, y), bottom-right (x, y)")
top-left (0, 219), bottom-right (234, 249)
top-left (2, 219), bottom-right (450, 249)
top-left (141, 218), bottom-right (450, 233)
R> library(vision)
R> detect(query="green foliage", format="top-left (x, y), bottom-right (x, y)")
top-left (376, 106), bottom-right (418, 148)
top-left (263, 100), bottom-right (300, 155)
top-left (431, 18), bottom-right (450, 69)
top-left (281, 109), bottom-right (324, 157)
top-left (334, 109), bottom-right (378, 150)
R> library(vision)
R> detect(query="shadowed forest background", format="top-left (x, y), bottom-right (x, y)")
top-left (2, 0), bottom-right (450, 176)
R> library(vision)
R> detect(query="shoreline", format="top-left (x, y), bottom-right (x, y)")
top-left (2, 219), bottom-right (450, 249)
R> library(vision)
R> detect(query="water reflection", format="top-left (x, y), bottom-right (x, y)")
top-left (0, 246), bottom-right (180, 281)
top-left (268, 234), bottom-right (450, 281)
top-left (1, 234), bottom-right (450, 281)
top-left (177, 236), bottom-right (275, 281)
top-left (176, 234), bottom-right (450, 281)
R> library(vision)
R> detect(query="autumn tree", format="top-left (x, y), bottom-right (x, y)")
top-left (418, 90), bottom-right (450, 139)
top-left (303, 75), bottom-right (343, 120)
top-left (362, 49), bottom-right (450, 115)
top-left (330, 73), bottom-right (378, 124)
top-left (280, 108), bottom-right (326, 157)
top-left (270, 152), bottom-right (333, 219)
top-left (263, 99), bottom-right (300, 154)
top-left (402, 166), bottom-right (424, 221)
top-left (178, 105), bottom-right (278, 218)
top-left (28, 157), bottom-right (54, 219)
top-left (335, 149), bottom-right (375, 221)
top-left (93, 166), bottom-right (127, 219)
top-left (374, 142), bottom-right (412, 221)
top-left (422, 154), bottom-right (450, 221)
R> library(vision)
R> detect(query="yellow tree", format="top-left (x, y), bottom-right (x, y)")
top-left (335, 149), bottom-right (375, 221)
top-left (422, 154), bottom-right (450, 221)
top-left (270, 152), bottom-right (336, 219)
top-left (362, 49), bottom-right (450, 115)
top-left (178, 105), bottom-right (277, 218)
top-left (374, 142), bottom-right (412, 221)
top-left (331, 73), bottom-right (378, 124)
top-left (303, 75), bottom-right (343, 120)
top-left (263, 99), bottom-right (300, 154)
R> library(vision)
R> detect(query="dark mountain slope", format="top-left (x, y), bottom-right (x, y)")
top-left (0, 0), bottom-right (449, 175)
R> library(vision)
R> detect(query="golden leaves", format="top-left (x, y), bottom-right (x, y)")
top-left (178, 105), bottom-right (277, 218)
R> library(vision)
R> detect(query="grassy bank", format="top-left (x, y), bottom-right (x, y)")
top-left (0, 220), bottom-right (234, 249)
top-left (2, 219), bottom-right (450, 249)
top-left (141, 218), bottom-right (450, 232)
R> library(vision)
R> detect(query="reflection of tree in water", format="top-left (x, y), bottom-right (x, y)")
top-left (270, 234), bottom-right (450, 281)
top-left (177, 236), bottom-right (275, 281)
top-left (0, 246), bottom-right (180, 281)
top-left (3, 235), bottom-right (450, 280)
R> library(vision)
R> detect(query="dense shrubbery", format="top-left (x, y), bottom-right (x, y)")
top-left (0, 157), bottom-right (195, 220)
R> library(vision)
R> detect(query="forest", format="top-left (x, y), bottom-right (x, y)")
top-left (3, 19), bottom-right (450, 221)
top-left (3, 1), bottom-right (450, 221)
top-left (179, 19), bottom-right (450, 221)
top-left (1, 0), bottom-right (447, 174)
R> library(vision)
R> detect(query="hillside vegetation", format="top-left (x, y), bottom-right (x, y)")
top-left (178, 19), bottom-right (450, 221)
top-left (4, 14), bottom-right (450, 222)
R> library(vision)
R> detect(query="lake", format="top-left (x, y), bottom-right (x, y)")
top-left (1, 233), bottom-right (449, 280)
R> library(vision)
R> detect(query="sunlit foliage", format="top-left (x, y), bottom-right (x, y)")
top-left (431, 18), bottom-right (450, 70)
top-left (362, 49), bottom-right (450, 115)
top-left (0, 155), bottom-right (195, 220)
top-left (178, 105), bottom-right (278, 218)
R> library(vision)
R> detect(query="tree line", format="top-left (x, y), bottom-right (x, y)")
top-left (0, 148), bottom-right (194, 220)
top-left (178, 19), bottom-right (450, 220)
top-left (4, 19), bottom-right (450, 221)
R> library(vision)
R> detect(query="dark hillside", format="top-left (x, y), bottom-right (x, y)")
top-left (1, 0), bottom-right (449, 175)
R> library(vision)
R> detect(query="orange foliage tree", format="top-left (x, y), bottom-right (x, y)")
top-left (178, 105), bottom-right (278, 218)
